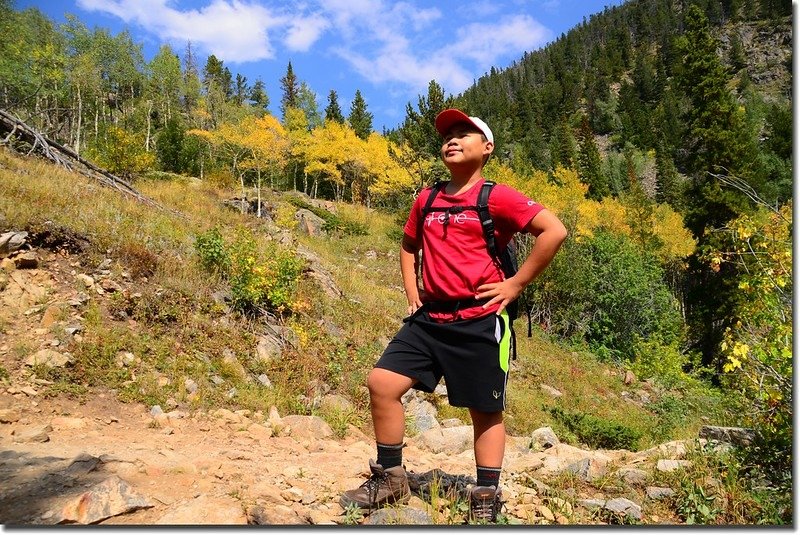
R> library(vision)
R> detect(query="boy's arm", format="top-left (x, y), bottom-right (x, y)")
top-left (476, 209), bottom-right (567, 314)
top-left (400, 233), bottom-right (424, 314)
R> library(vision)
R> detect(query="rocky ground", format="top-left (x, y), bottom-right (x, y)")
top-left (0, 235), bottom-right (716, 526)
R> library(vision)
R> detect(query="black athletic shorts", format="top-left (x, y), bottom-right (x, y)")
top-left (374, 308), bottom-right (513, 413)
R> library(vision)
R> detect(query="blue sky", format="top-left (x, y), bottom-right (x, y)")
top-left (17, 0), bottom-right (625, 131)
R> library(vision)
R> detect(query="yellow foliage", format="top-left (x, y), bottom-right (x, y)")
top-left (485, 161), bottom-right (694, 262)
top-left (365, 134), bottom-right (415, 199)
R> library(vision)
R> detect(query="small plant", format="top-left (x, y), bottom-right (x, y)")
top-left (676, 481), bottom-right (720, 524)
top-left (195, 227), bottom-right (230, 275)
top-left (549, 406), bottom-right (642, 450)
top-left (342, 503), bottom-right (364, 525)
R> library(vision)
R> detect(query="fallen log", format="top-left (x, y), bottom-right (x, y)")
top-left (0, 108), bottom-right (173, 213)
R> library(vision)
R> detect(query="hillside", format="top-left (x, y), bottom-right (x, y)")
top-left (0, 147), bottom-right (776, 525)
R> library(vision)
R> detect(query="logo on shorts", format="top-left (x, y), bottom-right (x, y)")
top-left (492, 390), bottom-right (501, 399)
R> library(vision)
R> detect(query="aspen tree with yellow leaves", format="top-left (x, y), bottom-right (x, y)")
top-left (237, 115), bottom-right (289, 217)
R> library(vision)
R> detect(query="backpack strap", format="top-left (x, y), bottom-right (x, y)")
top-left (477, 180), bottom-right (499, 259)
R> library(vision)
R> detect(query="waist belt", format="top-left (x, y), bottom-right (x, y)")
top-left (424, 298), bottom-right (490, 313)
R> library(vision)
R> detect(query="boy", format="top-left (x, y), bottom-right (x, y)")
top-left (340, 109), bottom-right (567, 522)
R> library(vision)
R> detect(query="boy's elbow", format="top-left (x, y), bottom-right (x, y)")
top-left (555, 223), bottom-right (568, 244)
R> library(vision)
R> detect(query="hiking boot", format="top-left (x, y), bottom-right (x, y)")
top-left (469, 485), bottom-right (503, 523)
top-left (339, 460), bottom-right (411, 511)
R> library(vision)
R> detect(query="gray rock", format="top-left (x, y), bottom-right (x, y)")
top-left (64, 454), bottom-right (103, 476)
top-left (56, 475), bottom-right (153, 524)
top-left (617, 467), bottom-right (649, 487)
top-left (257, 374), bottom-right (272, 387)
top-left (149, 405), bottom-right (163, 417)
top-left (25, 349), bottom-right (71, 368)
top-left (406, 398), bottom-right (439, 434)
top-left (282, 415), bottom-right (334, 440)
top-left (656, 459), bottom-right (692, 472)
top-left (414, 425), bottom-right (473, 454)
top-left (12, 425), bottom-right (52, 443)
top-left (604, 497), bottom-right (642, 520)
top-left (539, 384), bottom-right (563, 397)
top-left (64, 324), bottom-right (83, 335)
top-left (0, 231), bottom-right (28, 257)
top-left (365, 507), bottom-right (432, 525)
top-left (296, 246), bottom-right (341, 300)
top-left (255, 333), bottom-right (283, 363)
top-left (184, 378), bottom-right (198, 394)
top-left (247, 504), bottom-right (306, 525)
top-left (578, 499), bottom-right (606, 513)
top-left (531, 426), bottom-right (560, 449)
top-left (14, 251), bottom-right (39, 269)
top-left (295, 209), bottom-right (326, 236)
top-left (646, 486), bottom-right (676, 500)
top-left (320, 394), bottom-right (353, 412)
top-left (565, 457), bottom-right (606, 482)
top-left (699, 425), bottom-right (756, 446)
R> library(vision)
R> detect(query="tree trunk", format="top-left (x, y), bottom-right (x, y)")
top-left (94, 95), bottom-right (99, 142)
top-left (75, 86), bottom-right (82, 156)
top-left (145, 100), bottom-right (152, 152)
top-left (257, 169), bottom-right (262, 218)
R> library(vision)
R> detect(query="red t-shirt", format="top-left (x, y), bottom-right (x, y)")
top-left (404, 179), bottom-right (545, 321)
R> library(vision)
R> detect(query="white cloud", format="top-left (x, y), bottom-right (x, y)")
top-left (456, 15), bottom-right (552, 66)
top-left (284, 14), bottom-right (330, 52)
top-left (335, 43), bottom-right (473, 95)
top-left (75, 0), bottom-right (553, 101)
top-left (77, 0), bottom-right (285, 62)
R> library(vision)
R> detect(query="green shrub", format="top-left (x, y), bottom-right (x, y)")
top-left (195, 226), bottom-right (304, 315)
top-left (195, 227), bottom-right (230, 275)
top-left (527, 231), bottom-right (683, 362)
top-left (645, 393), bottom-right (689, 442)
top-left (549, 406), bottom-right (642, 450)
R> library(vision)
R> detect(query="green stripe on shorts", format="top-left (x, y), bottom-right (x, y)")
top-left (499, 310), bottom-right (511, 373)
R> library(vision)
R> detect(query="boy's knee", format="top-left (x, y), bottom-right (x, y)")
top-left (367, 368), bottom-right (411, 399)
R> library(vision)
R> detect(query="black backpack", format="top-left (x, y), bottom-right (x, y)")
top-left (419, 180), bottom-right (521, 357)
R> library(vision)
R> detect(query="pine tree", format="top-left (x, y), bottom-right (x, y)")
top-left (280, 61), bottom-right (300, 121)
top-left (576, 115), bottom-right (609, 200)
top-left (182, 41), bottom-right (201, 114)
top-left (297, 82), bottom-right (322, 130)
top-left (675, 4), bottom-right (751, 236)
top-left (399, 80), bottom-right (452, 160)
top-left (249, 78), bottom-right (269, 111)
top-left (675, 5), bottom-right (758, 377)
top-left (324, 90), bottom-right (345, 124)
top-left (654, 139), bottom-right (681, 208)
top-left (234, 73), bottom-right (248, 106)
top-left (348, 89), bottom-right (373, 140)
top-left (549, 117), bottom-right (576, 171)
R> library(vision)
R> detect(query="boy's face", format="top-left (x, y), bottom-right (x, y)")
top-left (440, 123), bottom-right (494, 168)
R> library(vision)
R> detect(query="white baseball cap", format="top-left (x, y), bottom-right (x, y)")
top-left (435, 109), bottom-right (494, 144)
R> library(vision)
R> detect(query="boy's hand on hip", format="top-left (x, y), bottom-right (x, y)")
top-left (476, 278), bottom-right (523, 314)
top-left (407, 293), bottom-right (423, 315)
